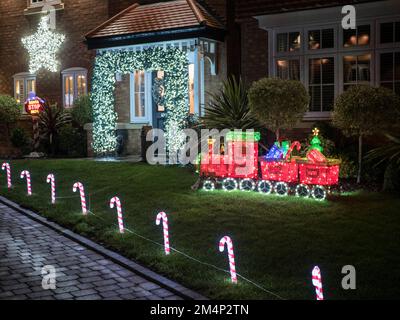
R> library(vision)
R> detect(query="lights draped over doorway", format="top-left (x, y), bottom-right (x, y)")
top-left (91, 47), bottom-right (189, 155)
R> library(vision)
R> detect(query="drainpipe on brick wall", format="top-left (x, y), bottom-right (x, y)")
top-left (226, 0), bottom-right (241, 79)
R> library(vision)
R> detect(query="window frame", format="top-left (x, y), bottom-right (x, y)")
top-left (376, 47), bottom-right (400, 93)
top-left (273, 57), bottom-right (304, 82)
top-left (129, 71), bottom-right (152, 124)
top-left (304, 54), bottom-right (338, 119)
top-left (339, 51), bottom-right (375, 93)
top-left (274, 28), bottom-right (304, 57)
top-left (28, 0), bottom-right (61, 8)
top-left (377, 16), bottom-right (400, 49)
top-left (304, 25), bottom-right (338, 54)
top-left (339, 19), bottom-right (374, 51)
top-left (13, 72), bottom-right (37, 110)
top-left (61, 67), bottom-right (88, 109)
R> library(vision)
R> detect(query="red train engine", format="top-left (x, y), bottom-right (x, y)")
top-left (200, 131), bottom-right (341, 201)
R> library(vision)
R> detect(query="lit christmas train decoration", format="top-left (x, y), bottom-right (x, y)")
top-left (200, 129), bottom-right (341, 201)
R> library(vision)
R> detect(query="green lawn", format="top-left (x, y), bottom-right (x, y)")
top-left (1, 159), bottom-right (399, 300)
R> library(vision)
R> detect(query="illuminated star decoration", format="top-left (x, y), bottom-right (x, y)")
top-left (22, 16), bottom-right (65, 74)
top-left (312, 127), bottom-right (320, 136)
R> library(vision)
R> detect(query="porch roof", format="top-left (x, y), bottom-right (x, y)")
top-left (85, 0), bottom-right (225, 50)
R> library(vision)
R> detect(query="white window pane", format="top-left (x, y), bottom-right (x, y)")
top-left (134, 71), bottom-right (145, 118)
top-left (189, 64), bottom-right (195, 114)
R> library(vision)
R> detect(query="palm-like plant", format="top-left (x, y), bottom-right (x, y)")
top-left (201, 77), bottom-right (260, 130)
top-left (366, 134), bottom-right (400, 167)
top-left (39, 103), bottom-right (71, 154)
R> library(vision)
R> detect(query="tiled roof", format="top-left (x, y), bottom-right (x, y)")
top-left (236, 0), bottom-right (383, 19)
top-left (86, 0), bottom-right (224, 39)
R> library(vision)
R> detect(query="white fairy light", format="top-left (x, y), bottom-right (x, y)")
top-left (22, 16), bottom-right (65, 74)
top-left (203, 179), bottom-right (215, 191)
top-left (274, 182), bottom-right (289, 196)
top-left (239, 179), bottom-right (256, 192)
top-left (222, 178), bottom-right (238, 192)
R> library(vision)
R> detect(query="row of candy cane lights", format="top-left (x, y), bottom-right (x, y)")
top-left (1, 163), bottom-right (324, 300)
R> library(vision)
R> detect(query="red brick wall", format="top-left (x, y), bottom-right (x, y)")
top-left (240, 18), bottom-right (268, 85)
top-left (0, 0), bottom-right (110, 105)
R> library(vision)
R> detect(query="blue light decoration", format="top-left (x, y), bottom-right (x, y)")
top-left (91, 47), bottom-right (189, 156)
top-left (265, 144), bottom-right (284, 161)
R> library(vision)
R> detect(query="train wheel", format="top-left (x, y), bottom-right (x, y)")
top-left (295, 184), bottom-right (310, 198)
top-left (312, 185), bottom-right (327, 201)
top-left (274, 182), bottom-right (289, 196)
top-left (239, 179), bottom-right (256, 192)
top-left (202, 179), bottom-right (215, 191)
top-left (222, 178), bottom-right (238, 192)
top-left (257, 180), bottom-right (273, 195)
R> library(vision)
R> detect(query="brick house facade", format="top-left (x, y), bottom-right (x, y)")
top-left (1, 0), bottom-right (399, 157)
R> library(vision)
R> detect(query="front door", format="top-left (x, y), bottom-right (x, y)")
top-left (151, 71), bottom-right (166, 130)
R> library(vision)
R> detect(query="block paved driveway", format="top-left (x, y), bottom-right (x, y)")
top-left (0, 203), bottom-right (182, 300)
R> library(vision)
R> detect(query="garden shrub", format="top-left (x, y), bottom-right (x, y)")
top-left (248, 78), bottom-right (309, 141)
top-left (58, 124), bottom-right (86, 157)
top-left (0, 95), bottom-right (22, 136)
top-left (333, 85), bottom-right (400, 183)
top-left (70, 95), bottom-right (93, 128)
top-left (10, 127), bottom-right (31, 155)
top-left (202, 77), bottom-right (260, 130)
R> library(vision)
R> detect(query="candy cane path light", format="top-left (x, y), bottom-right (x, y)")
top-left (156, 212), bottom-right (170, 255)
top-left (219, 236), bottom-right (238, 284)
top-left (312, 266), bottom-right (324, 300)
top-left (73, 182), bottom-right (87, 215)
top-left (110, 196), bottom-right (124, 234)
top-left (46, 174), bottom-right (56, 204)
top-left (1, 162), bottom-right (12, 188)
top-left (20, 170), bottom-right (32, 196)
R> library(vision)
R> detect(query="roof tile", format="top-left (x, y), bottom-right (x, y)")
top-left (86, 0), bottom-right (223, 39)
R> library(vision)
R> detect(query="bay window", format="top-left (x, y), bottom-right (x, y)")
top-left (13, 72), bottom-right (36, 105)
top-left (308, 58), bottom-right (335, 112)
top-left (62, 68), bottom-right (87, 108)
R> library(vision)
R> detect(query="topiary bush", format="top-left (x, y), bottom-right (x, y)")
top-left (248, 78), bottom-right (309, 141)
top-left (333, 85), bottom-right (400, 183)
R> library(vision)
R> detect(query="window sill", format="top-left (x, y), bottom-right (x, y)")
top-left (303, 111), bottom-right (332, 121)
top-left (24, 3), bottom-right (64, 16)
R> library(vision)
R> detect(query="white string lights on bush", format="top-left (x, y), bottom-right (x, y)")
top-left (21, 16), bottom-right (65, 74)
top-left (91, 47), bottom-right (189, 155)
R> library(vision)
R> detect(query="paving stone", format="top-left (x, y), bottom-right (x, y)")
top-left (0, 203), bottom-right (184, 300)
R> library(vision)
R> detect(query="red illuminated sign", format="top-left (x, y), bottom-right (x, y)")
top-left (25, 97), bottom-right (44, 116)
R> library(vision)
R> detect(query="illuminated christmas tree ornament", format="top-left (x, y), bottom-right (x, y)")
top-left (309, 128), bottom-right (323, 153)
top-left (21, 16), bottom-right (65, 74)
